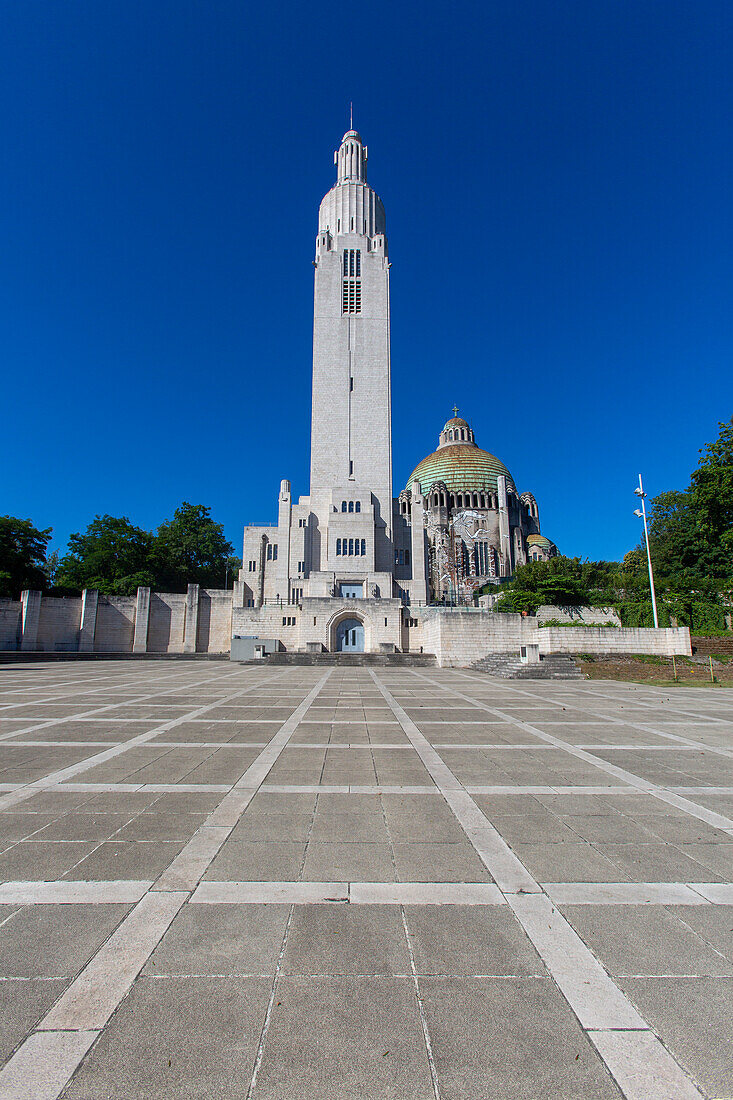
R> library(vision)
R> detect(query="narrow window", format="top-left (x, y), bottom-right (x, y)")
top-left (349, 461), bottom-right (354, 475)
top-left (355, 501), bottom-right (360, 513)
top-left (348, 501), bottom-right (354, 513)
top-left (341, 501), bottom-right (347, 512)
top-left (361, 538), bottom-right (366, 555)
top-left (350, 376), bottom-right (354, 391)
top-left (342, 250), bottom-right (362, 313)
top-left (273, 545), bottom-right (278, 561)
top-left (348, 538), bottom-right (354, 555)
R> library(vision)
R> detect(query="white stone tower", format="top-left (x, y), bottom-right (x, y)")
top-left (310, 129), bottom-right (393, 572)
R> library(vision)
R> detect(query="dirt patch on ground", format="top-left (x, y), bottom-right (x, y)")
top-left (575, 653), bottom-right (733, 686)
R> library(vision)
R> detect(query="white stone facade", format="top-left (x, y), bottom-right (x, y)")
top-left (233, 128), bottom-right (429, 652)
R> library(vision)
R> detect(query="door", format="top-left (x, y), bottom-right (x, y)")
top-left (335, 618), bottom-right (364, 652)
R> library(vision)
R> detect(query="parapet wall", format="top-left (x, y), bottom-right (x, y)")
top-left (414, 608), bottom-right (691, 667)
top-left (536, 605), bottom-right (622, 626)
top-left (3, 587), bottom-right (232, 655)
top-left (538, 625), bottom-right (691, 658)
top-left (0, 600), bottom-right (22, 650)
top-left (2, 592), bottom-right (693, 663)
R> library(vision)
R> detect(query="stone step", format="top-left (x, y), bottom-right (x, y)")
top-left (470, 652), bottom-right (585, 680)
top-left (264, 652), bottom-right (437, 667)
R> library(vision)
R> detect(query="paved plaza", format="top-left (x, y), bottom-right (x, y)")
top-left (0, 661), bottom-right (730, 1099)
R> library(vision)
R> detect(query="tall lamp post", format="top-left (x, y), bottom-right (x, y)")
top-left (633, 474), bottom-right (659, 629)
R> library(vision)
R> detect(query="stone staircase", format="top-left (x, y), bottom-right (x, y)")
top-left (471, 652), bottom-right (585, 680)
top-left (265, 652), bottom-right (437, 667)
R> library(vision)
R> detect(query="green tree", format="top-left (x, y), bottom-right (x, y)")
top-left (689, 416), bottom-right (733, 571)
top-left (644, 490), bottom-right (715, 587)
top-left (152, 503), bottom-right (237, 591)
top-left (55, 516), bottom-right (155, 595)
top-left (0, 517), bottom-right (52, 598)
top-left (628, 419), bottom-right (733, 611)
top-left (495, 556), bottom-right (605, 614)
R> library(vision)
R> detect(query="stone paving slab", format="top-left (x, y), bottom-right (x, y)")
top-left (0, 659), bottom-right (730, 1098)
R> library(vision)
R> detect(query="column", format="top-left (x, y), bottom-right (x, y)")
top-left (133, 587), bottom-right (151, 654)
top-left (410, 482), bottom-right (428, 604)
top-left (20, 590), bottom-right (42, 651)
top-left (497, 476), bottom-right (512, 577)
top-left (78, 589), bottom-right (99, 653)
top-left (183, 584), bottom-right (199, 653)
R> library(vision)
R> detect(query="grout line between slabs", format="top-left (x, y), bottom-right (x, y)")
top-left (424, 671), bottom-right (733, 834)
top-left (0, 669), bottom-right (332, 1100)
top-left (371, 669), bottom-right (707, 1100)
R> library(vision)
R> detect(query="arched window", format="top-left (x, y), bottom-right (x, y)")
top-left (355, 501), bottom-right (361, 513)
top-left (341, 501), bottom-right (347, 512)
top-left (348, 501), bottom-right (354, 513)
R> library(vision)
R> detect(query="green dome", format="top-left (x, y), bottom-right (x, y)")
top-left (406, 443), bottom-right (515, 495)
top-left (527, 534), bottom-right (553, 548)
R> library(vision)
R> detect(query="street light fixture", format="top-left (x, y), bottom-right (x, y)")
top-left (633, 474), bottom-right (659, 628)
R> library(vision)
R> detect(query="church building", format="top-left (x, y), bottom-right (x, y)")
top-left (232, 128), bottom-right (556, 653)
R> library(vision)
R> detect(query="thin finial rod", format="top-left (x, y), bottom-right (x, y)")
top-left (350, 101), bottom-right (353, 129)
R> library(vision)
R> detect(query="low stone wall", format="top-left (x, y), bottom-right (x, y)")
top-left (691, 635), bottom-right (733, 656)
top-left (538, 625), bottom-right (692, 658)
top-left (415, 608), bottom-right (539, 667)
top-left (4, 587), bottom-right (232, 655)
top-left (413, 609), bottom-right (691, 666)
top-left (3, 591), bottom-right (693, 663)
top-left (537, 605), bottom-right (622, 626)
top-left (0, 600), bottom-right (22, 650)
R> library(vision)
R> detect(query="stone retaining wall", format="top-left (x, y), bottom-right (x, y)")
top-left (4, 587), bottom-right (232, 655)
top-left (691, 635), bottom-right (733, 656)
top-left (538, 624), bottom-right (692, 658)
top-left (413, 608), bottom-right (691, 667)
top-left (2, 591), bottom-right (693, 663)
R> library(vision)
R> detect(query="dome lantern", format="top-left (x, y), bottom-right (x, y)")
top-left (406, 414), bottom-right (515, 495)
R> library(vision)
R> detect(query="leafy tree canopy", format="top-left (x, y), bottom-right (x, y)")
top-left (55, 516), bottom-right (155, 596)
top-left (0, 516), bottom-right (52, 599)
top-left (52, 504), bottom-right (239, 595)
top-left (152, 503), bottom-right (236, 591)
top-left (495, 556), bottom-right (621, 615)
top-left (641, 418), bottom-right (733, 592)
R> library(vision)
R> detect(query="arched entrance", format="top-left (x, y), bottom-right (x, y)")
top-left (335, 618), bottom-right (364, 652)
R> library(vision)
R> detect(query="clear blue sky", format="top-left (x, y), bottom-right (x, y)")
top-left (3, 1), bottom-right (732, 564)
